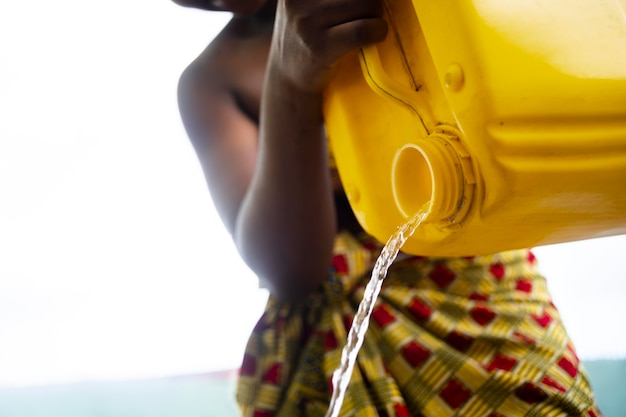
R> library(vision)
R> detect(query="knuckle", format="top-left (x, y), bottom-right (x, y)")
top-left (363, 0), bottom-right (385, 16)
top-left (354, 19), bottom-right (388, 45)
top-left (294, 15), bottom-right (325, 53)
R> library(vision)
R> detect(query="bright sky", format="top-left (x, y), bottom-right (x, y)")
top-left (0, 0), bottom-right (625, 389)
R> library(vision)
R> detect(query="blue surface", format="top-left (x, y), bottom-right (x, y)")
top-left (0, 375), bottom-right (238, 417)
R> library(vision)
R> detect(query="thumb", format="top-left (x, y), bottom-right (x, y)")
top-left (323, 18), bottom-right (388, 65)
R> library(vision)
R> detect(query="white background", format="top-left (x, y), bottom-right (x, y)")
top-left (0, 0), bottom-right (624, 389)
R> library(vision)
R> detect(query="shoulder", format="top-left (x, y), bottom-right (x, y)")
top-left (179, 17), bottom-right (271, 96)
top-left (177, 17), bottom-right (271, 131)
top-left (177, 25), bottom-right (237, 101)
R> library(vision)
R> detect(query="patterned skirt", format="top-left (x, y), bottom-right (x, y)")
top-left (236, 232), bottom-right (602, 416)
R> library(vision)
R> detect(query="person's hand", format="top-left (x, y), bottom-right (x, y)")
top-left (269, 0), bottom-right (388, 94)
top-left (170, 0), bottom-right (266, 14)
top-left (170, 0), bottom-right (212, 10)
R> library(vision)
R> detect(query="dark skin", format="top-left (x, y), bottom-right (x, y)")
top-left (173, 0), bottom-right (388, 301)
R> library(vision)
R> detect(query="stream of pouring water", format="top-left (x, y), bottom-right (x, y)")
top-left (325, 207), bottom-right (430, 417)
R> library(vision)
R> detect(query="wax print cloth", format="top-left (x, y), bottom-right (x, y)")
top-left (236, 231), bottom-right (602, 416)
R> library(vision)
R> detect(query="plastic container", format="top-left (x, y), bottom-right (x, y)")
top-left (323, 0), bottom-right (626, 256)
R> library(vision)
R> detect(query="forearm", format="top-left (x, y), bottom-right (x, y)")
top-left (229, 0), bottom-right (387, 300)
top-left (234, 67), bottom-right (337, 301)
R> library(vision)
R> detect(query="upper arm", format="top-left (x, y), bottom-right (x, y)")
top-left (176, 58), bottom-right (258, 236)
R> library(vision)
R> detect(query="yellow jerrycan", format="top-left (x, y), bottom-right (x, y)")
top-left (322, 0), bottom-right (626, 256)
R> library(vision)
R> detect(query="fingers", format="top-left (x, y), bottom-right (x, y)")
top-left (286, 0), bottom-right (388, 60)
top-left (297, 0), bottom-right (384, 27)
top-left (170, 0), bottom-right (212, 10)
top-left (323, 18), bottom-right (388, 63)
top-left (270, 0), bottom-right (388, 92)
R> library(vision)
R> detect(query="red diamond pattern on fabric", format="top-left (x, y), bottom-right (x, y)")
top-left (516, 279), bottom-right (532, 293)
top-left (568, 344), bottom-right (581, 360)
top-left (276, 316), bottom-right (286, 334)
top-left (558, 356), bottom-right (579, 378)
top-left (542, 375), bottom-right (567, 393)
top-left (532, 312), bottom-right (553, 328)
top-left (362, 241), bottom-right (379, 251)
top-left (262, 363), bottom-right (281, 384)
top-left (343, 314), bottom-right (354, 332)
top-left (470, 305), bottom-right (496, 326)
top-left (238, 244), bottom-right (604, 415)
top-left (372, 304), bottom-right (397, 328)
top-left (240, 354), bottom-right (257, 376)
top-left (486, 354), bottom-right (518, 372)
top-left (401, 341), bottom-right (431, 368)
top-left (515, 382), bottom-right (548, 404)
top-left (513, 331), bottom-right (536, 346)
top-left (407, 297), bottom-right (433, 322)
top-left (567, 343), bottom-right (578, 355)
top-left (527, 250), bottom-right (537, 264)
top-left (429, 264), bottom-right (456, 288)
top-left (445, 330), bottom-right (474, 353)
top-left (586, 410), bottom-right (601, 417)
top-left (393, 403), bottom-right (412, 417)
top-left (489, 262), bottom-right (505, 281)
top-left (440, 378), bottom-right (472, 409)
top-left (469, 292), bottom-right (489, 301)
top-left (325, 330), bottom-right (338, 350)
top-left (253, 410), bottom-right (273, 417)
top-left (332, 254), bottom-right (348, 275)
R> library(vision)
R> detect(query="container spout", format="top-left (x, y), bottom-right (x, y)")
top-left (391, 131), bottom-right (472, 224)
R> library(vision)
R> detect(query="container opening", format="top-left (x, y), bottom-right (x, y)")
top-left (392, 144), bottom-right (433, 219)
